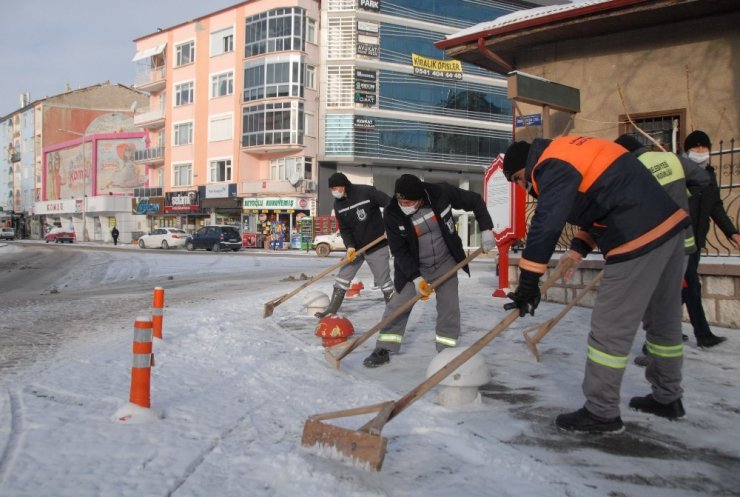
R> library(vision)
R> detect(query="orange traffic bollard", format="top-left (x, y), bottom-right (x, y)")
top-left (129, 316), bottom-right (154, 408)
top-left (152, 287), bottom-right (164, 339)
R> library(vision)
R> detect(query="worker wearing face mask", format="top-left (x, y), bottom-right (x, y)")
top-left (681, 130), bottom-right (740, 348)
top-left (363, 174), bottom-right (495, 368)
top-left (316, 172), bottom-right (394, 318)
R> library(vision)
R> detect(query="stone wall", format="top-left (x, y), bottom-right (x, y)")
top-left (507, 257), bottom-right (740, 330)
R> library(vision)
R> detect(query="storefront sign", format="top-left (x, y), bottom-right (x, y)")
top-left (355, 80), bottom-right (376, 92)
top-left (357, 43), bottom-right (379, 57)
top-left (132, 197), bottom-right (163, 215)
top-left (355, 93), bottom-right (376, 105)
top-left (354, 117), bottom-right (376, 129)
top-left (357, 20), bottom-right (379, 34)
top-left (358, 0), bottom-right (380, 11)
top-left (355, 69), bottom-right (377, 81)
top-left (165, 191), bottom-right (200, 213)
top-left (205, 183), bottom-right (230, 198)
top-left (411, 53), bottom-right (463, 81)
top-left (515, 113), bottom-right (543, 127)
top-left (242, 197), bottom-right (308, 211)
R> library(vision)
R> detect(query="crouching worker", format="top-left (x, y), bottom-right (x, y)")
top-left (363, 174), bottom-right (495, 368)
top-left (315, 173), bottom-right (394, 318)
top-left (502, 136), bottom-right (689, 433)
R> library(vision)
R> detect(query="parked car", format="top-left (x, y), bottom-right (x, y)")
top-left (0, 227), bottom-right (15, 240)
top-left (45, 226), bottom-right (75, 243)
top-left (312, 231), bottom-right (345, 257)
top-left (185, 225), bottom-right (242, 252)
top-left (138, 228), bottom-right (189, 249)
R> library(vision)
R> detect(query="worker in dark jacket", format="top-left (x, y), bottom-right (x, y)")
top-left (315, 172), bottom-right (394, 318)
top-left (681, 130), bottom-right (740, 348)
top-left (503, 136), bottom-right (689, 434)
top-left (363, 174), bottom-right (495, 368)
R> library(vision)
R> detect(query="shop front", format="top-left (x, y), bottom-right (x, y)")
top-left (241, 196), bottom-right (312, 250)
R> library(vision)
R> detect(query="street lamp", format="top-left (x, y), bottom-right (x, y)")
top-left (57, 129), bottom-right (89, 241)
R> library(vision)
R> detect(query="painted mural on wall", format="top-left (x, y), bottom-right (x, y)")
top-left (96, 138), bottom-right (147, 194)
top-left (46, 142), bottom-right (91, 200)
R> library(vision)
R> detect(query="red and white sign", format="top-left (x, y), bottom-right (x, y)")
top-left (483, 154), bottom-right (526, 297)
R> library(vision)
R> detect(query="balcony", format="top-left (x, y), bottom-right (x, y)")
top-left (134, 66), bottom-right (166, 93)
top-left (134, 146), bottom-right (164, 167)
top-left (134, 108), bottom-right (165, 129)
top-left (241, 179), bottom-right (316, 195)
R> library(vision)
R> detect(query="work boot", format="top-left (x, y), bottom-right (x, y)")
top-left (696, 334), bottom-right (726, 348)
top-left (633, 355), bottom-right (649, 367)
top-left (555, 407), bottom-right (624, 434)
top-left (382, 288), bottom-right (395, 304)
top-left (629, 394), bottom-right (685, 419)
top-left (314, 288), bottom-right (346, 318)
top-left (363, 347), bottom-right (390, 368)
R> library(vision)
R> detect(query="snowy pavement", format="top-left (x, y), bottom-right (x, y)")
top-left (0, 243), bottom-right (738, 497)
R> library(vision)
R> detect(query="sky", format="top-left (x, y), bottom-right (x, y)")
top-left (0, 241), bottom-right (738, 497)
top-left (0, 0), bottom-right (238, 117)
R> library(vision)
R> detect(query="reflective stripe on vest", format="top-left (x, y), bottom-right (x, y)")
top-left (337, 199), bottom-right (371, 214)
top-left (531, 136), bottom-right (626, 195)
top-left (639, 151), bottom-right (686, 187)
top-left (435, 335), bottom-right (457, 348)
top-left (645, 340), bottom-right (684, 358)
top-left (685, 234), bottom-right (695, 249)
top-left (587, 344), bottom-right (629, 369)
top-left (378, 333), bottom-right (403, 344)
top-left (413, 210), bottom-right (437, 237)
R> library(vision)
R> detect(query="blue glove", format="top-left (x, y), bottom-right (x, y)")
top-left (503, 269), bottom-right (541, 317)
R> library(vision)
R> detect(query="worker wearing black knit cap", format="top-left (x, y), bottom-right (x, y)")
top-left (502, 136), bottom-right (690, 433)
top-left (681, 130), bottom-right (740, 348)
top-left (363, 173), bottom-right (495, 368)
top-left (316, 172), bottom-right (394, 318)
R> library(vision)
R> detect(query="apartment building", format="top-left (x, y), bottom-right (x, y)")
top-left (131, 0), bottom-right (535, 245)
top-left (0, 83), bottom-right (148, 240)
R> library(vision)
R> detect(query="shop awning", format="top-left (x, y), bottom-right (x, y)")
top-left (132, 43), bottom-right (167, 62)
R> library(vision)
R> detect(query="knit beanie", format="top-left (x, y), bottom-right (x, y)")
top-left (503, 141), bottom-right (531, 181)
top-left (328, 172), bottom-right (350, 188)
top-left (684, 130), bottom-right (711, 151)
top-left (394, 174), bottom-right (425, 201)
top-left (614, 134), bottom-right (644, 153)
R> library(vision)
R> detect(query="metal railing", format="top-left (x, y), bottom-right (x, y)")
top-left (521, 139), bottom-right (740, 257)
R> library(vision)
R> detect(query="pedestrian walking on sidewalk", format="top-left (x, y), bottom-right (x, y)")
top-left (681, 130), bottom-right (740, 348)
top-left (111, 226), bottom-right (120, 246)
top-left (503, 136), bottom-right (690, 433)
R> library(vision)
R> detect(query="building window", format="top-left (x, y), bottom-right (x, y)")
top-left (209, 113), bottom-right (233, 141)
top-left (175, 40), bottom-right (195, 66)
top-left (327, 17), bottom-right (355, 59)
top-left (269, 156), bottom-right (307, 181)
top-left (245, 7), bottom-right (305, 57)
top-left (243, 55), bottom-right (304, 102)
top-left (305, 65), bottom-right (316, 90)
top-left (174, 122), bottom-right (194, 146)
top-left (173, 163), bottom-right (193, 186)
top-left (211, 71), bottom-right (234, 98)
top-left (242, 101), bottom-right (304, 147)
top-left (175, 81), bottom-right (194, 106)
top-left (209, 159), bottom-right (232, 182)
top-left (306, 18), bottom-right (317, 44)
top-left (326, 65), bottom-right (354, 108)
top-left (304, 112), bottom-right (315, 137)
top-left (210, 27), bottom-right (234, 56)
top-left (618, 110), bottom-right (686, 153)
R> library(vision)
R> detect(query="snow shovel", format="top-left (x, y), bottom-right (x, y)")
top-left (523, 269), bottom-right (604, 362)
top-left (263, 234), bottom-right (386, 318)
top-left (302, 261), bottom-right (572, 471)
top-left (324, 247), bottom-right (484, 369)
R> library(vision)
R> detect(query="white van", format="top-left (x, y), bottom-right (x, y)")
top-left (0, 227), bottom-right (15, 240)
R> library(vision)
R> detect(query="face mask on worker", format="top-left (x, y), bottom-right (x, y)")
top-left (400, 204), bottom-right (419, 216)
top-left (688, 151), bottom-right (710, 165)
top-left (331, 190), bottom-right (344, 199)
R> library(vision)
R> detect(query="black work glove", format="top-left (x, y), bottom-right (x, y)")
top-left (503, 269), bottom-right (541, 317)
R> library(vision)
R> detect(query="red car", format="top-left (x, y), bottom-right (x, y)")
top-left (45, 227), bottom-right (76, 243)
